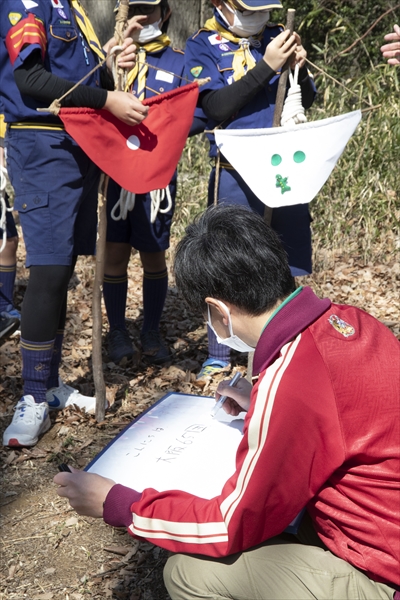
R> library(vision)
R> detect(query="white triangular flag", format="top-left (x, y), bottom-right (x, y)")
top-left (214, 110), bottom-right (362, 208)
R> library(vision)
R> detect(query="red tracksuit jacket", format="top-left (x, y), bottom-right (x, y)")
top-left (104, 287), bottom-right (400, 588)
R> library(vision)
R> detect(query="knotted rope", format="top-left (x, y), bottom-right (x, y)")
top-left (111, 185), bottom-right (172, 223)
top-left (280, 64), bottom-right (307, 127)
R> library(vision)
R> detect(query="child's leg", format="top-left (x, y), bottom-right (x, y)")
top-left (140, 250), bottom-right (168, 334)
top-left (0, 236), bottom-right (18, 314)
top-left (103, 241), bottom-right (131, 331)
top-left (20, 264), bottom-right (70, 403)
top-left (0, 194), bottom-right (19, 317)
top-left (139, 250), bottom-right (171, 364)
top-left (103, 241), bottom-right (138, 365)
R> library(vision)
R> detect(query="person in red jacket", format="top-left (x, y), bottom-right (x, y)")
top-left (54, 205), bottom-right (400, 600)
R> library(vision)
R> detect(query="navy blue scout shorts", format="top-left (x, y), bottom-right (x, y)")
top-left (208, 166), bottom-right (312, 276)
top-left (0, 193), bottom-right (18, 239)
top-left (6, 128), bottom-right (99, 267)
top-left (106, 176), bottom-right (176, 253)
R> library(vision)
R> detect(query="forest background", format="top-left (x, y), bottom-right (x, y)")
top-left (0, 1), bottom-right (399, 599)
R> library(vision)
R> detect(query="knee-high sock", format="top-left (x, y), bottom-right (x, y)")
top-left (207, 325), bottom-right (231, 363)
top-left (103, 273), bottom-right (128, 331)
top-left (142, 268), bottom-right (168, 333)
top-left (0, 263), bottom-right (17, 312)
top-left (21, 338), bottom-right (55, 403)
top-left (47, 329), bottom-right (64, 390)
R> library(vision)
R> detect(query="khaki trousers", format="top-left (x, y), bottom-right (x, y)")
top-left (164, 517), bottom-right (396, 600)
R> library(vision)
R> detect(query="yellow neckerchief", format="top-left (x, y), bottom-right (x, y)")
top-left (125, 34), bottom-right (171, 98)
top-left (203, 16), bottom-right (265, 81)
top-left (70, 0), bottom-right (105, 61)
top-left (0, 114), bottom-right (6, 139)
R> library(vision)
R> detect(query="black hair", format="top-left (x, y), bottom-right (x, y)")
top-left (174, 205), bottom-right (296, 316)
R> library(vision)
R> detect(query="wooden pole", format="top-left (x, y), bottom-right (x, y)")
top-left (93, 173), bottom-right (109, 422)
top-left (93, 0), bottom-right (130, 422)
top-left (248, 9), bottom-right (296, 383)
top-left (263, 8), bottom-right (295, 227)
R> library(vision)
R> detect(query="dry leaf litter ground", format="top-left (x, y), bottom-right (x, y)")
top-left (0, 225), bottom-right (399, 600)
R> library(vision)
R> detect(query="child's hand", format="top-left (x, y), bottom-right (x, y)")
top-left (263, 29), bottom-right (297, 72)
top-left (104, 91), bottom-right (149, 125)
top-left (289, 33), bottom-right (307, 69)
top-left (125, 15), bottom-right (147, 40)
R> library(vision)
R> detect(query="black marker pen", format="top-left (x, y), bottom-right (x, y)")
top-left (58, 463), bottom-right (72, 473)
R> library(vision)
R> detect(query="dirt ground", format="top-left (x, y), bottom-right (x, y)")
top-left (0, 235), bottom-right (399, 600)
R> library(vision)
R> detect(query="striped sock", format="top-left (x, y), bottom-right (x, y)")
top-left (142, 268), bottom-right (168, 333)
top-left (47, 330), bottom-right (64, 389)
top-left (207, 325), bottom-right (231, 363)
top-left (0, 263), bottom-right (17, 312)
top-left (21, 338), bottom-right (55, 403)
top-left (103, 273), bottom-right (128, 330)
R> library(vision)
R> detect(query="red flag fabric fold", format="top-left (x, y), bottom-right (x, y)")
top-left (59, 83), bottom-right (199, 193)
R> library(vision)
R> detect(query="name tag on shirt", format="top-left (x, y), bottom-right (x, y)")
top-left (155, 70), bottom-right (174, 84)
top-left (208, 33), bottom-right (229, 46)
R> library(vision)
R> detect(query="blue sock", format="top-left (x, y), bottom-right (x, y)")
top-left (103, 273), bottom-right (128, 330)
top-left (142, 268), bottom-right (168, 333)
top-left (207, 325), bottom-right (231, 363)
top-left (21, 338), bottom-right (55, 403)
top-left (0, 263), bottom-right (17, 312)
top-left (47, 330), bottom-right (64, 389)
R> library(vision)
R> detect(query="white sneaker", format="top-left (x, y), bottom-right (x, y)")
top-left (46, 380), bottom-right (97, 413)
top-left (3, 396), bottom-right (51, 447)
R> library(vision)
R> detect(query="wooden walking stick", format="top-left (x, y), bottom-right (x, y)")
top-left (263, 7), bottom-right (295, 227)
top-left (248, 9), bottom-right (296, 383)
top-left (93, 0), bottom-right (130, 422)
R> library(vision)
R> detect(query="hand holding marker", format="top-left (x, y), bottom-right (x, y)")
top-left (210, 372), bottom-right (242, 418)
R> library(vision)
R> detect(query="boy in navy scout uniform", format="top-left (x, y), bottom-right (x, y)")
top-left (0, 108), bottom-right (21, 342)
top-left (185, 0), bottom-right (317, 378)
top-left (104, 0), bottom-right (205, 366)
top-left (1, 0), bottom-right (148, 447)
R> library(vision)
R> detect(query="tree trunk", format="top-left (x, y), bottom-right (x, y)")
top-left (168, 0), bottom-right (211, 48)
top-left (80, 0), bottom-right (115, 45)
top-left (81, 0), bottom-right (210, 48)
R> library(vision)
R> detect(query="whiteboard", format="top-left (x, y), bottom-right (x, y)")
top-left (86, 393), bottom-right (245, 499)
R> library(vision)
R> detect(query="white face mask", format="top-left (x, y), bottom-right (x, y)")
top-left (207, 301), bottom-right (255, 353)
top-left (134, 19), bottom-right (163, 43)
top-left (217, 2), bottom-right (270, 37)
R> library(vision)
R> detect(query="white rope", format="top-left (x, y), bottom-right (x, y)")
top-left (111, 187), bottom-right (136, 221)
top-left (280, 63), bottom-right (307, 127)
top-left (0, 164), bottom-right (12, 253)
top-left (149, 186), bottom-right (172, 224)
top-left (111, 185), bottom-right (172, 223)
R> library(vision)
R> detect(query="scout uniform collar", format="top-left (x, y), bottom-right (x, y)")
top-left (203, 13), bottom-right (265, 81)
top-left (125, 34), bottom-right (171, 97)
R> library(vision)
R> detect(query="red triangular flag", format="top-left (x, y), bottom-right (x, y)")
top-left (59, 83), bottom-right (199, 193)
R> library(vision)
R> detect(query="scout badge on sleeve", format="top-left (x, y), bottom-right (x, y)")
top-left (214, 110), bottom-right (361, 208)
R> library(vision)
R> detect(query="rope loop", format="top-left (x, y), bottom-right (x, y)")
top-left (0, 164), bottom-right (12, 253)
top-left (149, 186), bottom-right (172, 223)
top-left (110, 185), bottom-right (172, 224)
top-left (111, 187), bottom-right (136, 221)
top-left (280, 63), bottom-right (307, 127)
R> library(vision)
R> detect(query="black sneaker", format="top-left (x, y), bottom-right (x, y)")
top-left (107, 328), bottom-right (139, 365)
top-left (0, 315), bottom-right (20, 345)
top-left (140, 330), bottom-right (172, 365)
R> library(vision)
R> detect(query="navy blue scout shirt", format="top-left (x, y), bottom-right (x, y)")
top-left (0, 0), bottom-right (103, 123)
top-left (131, 46), bottom-right (184, 97)
top-left (185, 11), bottom-right (311, 157)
